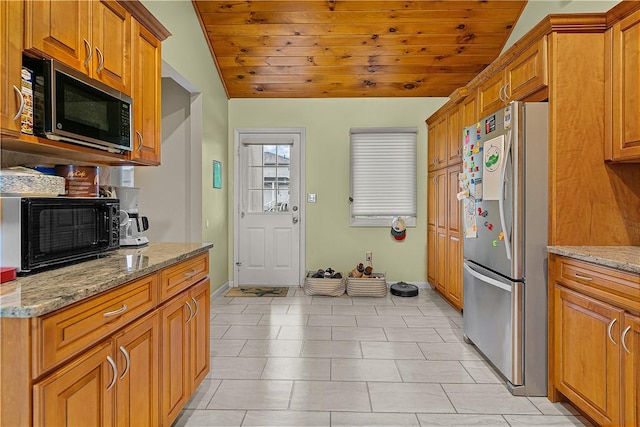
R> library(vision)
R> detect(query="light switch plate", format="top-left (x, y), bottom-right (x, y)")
top-left (307, 193), bottom-right (317, 203)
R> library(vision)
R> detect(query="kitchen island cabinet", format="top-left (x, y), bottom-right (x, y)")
top-left (0, 242), bottom-right (212, 427)
top-left (548, 247), bottom-right (640, 426)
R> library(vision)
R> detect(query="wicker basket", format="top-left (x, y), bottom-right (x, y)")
top-left (346, 273), bottom-right (387, 297)
top-left (304, 271), bottom-right (345, 296)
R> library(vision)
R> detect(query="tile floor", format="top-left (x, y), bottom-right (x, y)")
top-left (173, 287), bottom-right (590, 427)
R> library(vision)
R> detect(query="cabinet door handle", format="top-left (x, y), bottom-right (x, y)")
top-left (95, 47), bottom-right (104, 73)
top-left (607, 318), bottom-right (617, 345)
top-left (450, 236), bottom-right (459, 242)
top-left (498, 85), bottom-right (505, 102)
top-left (184, 269), bottom-right (197, 278)
top-left (191, 296), bottom-right (199, 319)
top-left (621, 326), bottom-right (631, 354)
top-left (504, 82), bottom-right (510, 100)
top-left (574, 273), bottom-right (592, 281)
top-left (106, 355), bottom-right (117, 391)
top-left (185, 301), bottom-right (193, 323)
top-left (135, 131), bottom-right (143, 152)
top-left (83, 39), bottom-right (92, 67)
top-left (119, 346), bottom-right (130, 379)
top-left (103, 304), bottom-right (128, 317)
top-left (11, 85), bottom-right (24, 121)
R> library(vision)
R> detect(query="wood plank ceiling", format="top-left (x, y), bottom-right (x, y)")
top-left (193, 1), bottom-right (528, 98)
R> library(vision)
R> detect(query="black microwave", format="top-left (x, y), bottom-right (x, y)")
top-left (0, 197), bottom-right (120, 273)
top-left (24, 58), bottom-right (132, 154)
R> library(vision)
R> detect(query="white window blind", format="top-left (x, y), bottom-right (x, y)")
top-left (350, 127), bottom-right (417, 227)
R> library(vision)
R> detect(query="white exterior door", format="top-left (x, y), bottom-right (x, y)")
top-left (236, 130), bottom-right (303, 286)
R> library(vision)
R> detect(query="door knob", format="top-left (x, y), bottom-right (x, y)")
top-left (292, 206), bottom-right (298, 211)
top-left (293, 217), bottom-right (299, 224)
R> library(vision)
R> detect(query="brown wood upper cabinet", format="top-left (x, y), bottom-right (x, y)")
top-left (606, 10), bottom-right (640, 162)
top-left (428, 106), bottom-right (465, 171)
top-left (427, 115), bottom-right (448, 170)
top-left (24, 0), bottom-right (132, 96)
top-left (129, 19), bottom-right (161, 165)
top-left (0, 0), bottom-right (23, 136)
top-left (478, 37), bottom-right (548, 117)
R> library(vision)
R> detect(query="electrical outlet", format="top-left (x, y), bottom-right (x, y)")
top-left (366, 251), bottom-right (372, 262)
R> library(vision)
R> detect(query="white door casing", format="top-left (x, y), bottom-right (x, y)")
top-left (234, 129), bottom-right (305, 286)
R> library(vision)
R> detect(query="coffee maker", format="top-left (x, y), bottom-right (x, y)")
top-left (115, 187), bottom-right (149, 246)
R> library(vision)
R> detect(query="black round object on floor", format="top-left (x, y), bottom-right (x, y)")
top-left (390, 282), bottom-right (419, 297)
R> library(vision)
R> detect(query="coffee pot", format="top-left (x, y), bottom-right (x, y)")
top-left (114, 187), bottom-right (150, 247)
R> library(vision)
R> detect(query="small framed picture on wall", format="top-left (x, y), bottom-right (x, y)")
top-left (213, 160), bottom-right (222, 189)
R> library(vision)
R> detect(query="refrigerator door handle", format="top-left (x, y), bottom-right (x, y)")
top-left (498, 128), bottom-right (513, 261)
top-left (464, 262), bottom-right (513, 293)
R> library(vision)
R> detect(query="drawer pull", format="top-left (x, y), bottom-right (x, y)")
top-left (106, 355), bottom-right (117, 391)
top-left (607, 318), bottom-right (617, 345)
top-left (184, 269), bottom-right (198, 278)
top-left (574, 273), bottom-right (592, 281)
top-left (103, 304), bottom-right (128, 318)
top-left (185, 301), bottom-right (193, 323)
top-left (119, 346), bottom-right (130, 379)
top-left (622, 326), bottom-right (631, 354)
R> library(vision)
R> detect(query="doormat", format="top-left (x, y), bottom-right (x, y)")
top-left (225, 286), bottom-right (289, 297)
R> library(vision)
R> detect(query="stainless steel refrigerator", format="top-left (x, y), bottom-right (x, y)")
top-left (461, 101), bottom-right (548, 396)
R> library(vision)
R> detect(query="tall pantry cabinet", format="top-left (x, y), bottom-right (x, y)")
top-left (426, 89), bottom-right (468, 311)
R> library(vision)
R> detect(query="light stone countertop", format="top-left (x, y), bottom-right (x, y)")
top-left (0, 242), bottom-right (213, 318)
top-left (547, 246), bottom-right (640, 275)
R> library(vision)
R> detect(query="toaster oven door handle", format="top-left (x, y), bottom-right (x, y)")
top-left (103, 304), bottom-right (128, 317)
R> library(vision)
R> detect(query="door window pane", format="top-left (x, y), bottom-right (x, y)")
top-left (245, 144), bottom-right (293, 213)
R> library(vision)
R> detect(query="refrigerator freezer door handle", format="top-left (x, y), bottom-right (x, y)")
top-left (463, 262), bottom-right (513, 293)
top-left (498, 128), bottom-right (513, 261)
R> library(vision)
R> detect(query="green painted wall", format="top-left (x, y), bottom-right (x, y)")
top-left (503, 0), bottom-right (621, 53)
top-left (139, 0), bottom-right (623, 288)
top-left (229, 98), bottom-right (447, 283)
top-left (141, 0), bottom-right (229, 291)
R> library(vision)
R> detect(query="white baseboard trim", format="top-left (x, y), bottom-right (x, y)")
top-left (210, 281), bottom-right (231, 301)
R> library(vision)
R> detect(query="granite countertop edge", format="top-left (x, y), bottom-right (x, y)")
top-left (547, 246), bottom-right (640, 275)
top-left (0, 242), bottom-right (214, 318)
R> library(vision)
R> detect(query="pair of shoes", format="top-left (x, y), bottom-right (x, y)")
top-left (351, 263), bottom-right (365, 278)
top-left (311, 268), bottom-right (341, 279)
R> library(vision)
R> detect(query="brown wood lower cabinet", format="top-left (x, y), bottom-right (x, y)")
top-left (161, 278), bottom-right (210, 427)
top-left (33, 311), bottom-right (160, 427)
top-left (624, 313), bottom-right (640, 426)
top-left (115, 312), bottom-right (160, 427)
top-left (553, 286), bottom-right (623, 425)
top-left (1, 252), bottom-right (210, 427)
top-left (426, 165), bottom-right (463, 311)
top-left (549, 254), bottom-right (639, 426)
top-left (33, 341), bottom-right (115, 426)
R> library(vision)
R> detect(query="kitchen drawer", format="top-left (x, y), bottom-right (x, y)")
top-left (33, 274), bottom-right (157, 378)
top-left (160, 253), bottom-right (209, 302)
top-left (556, 257), bottom-right (639, 313)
